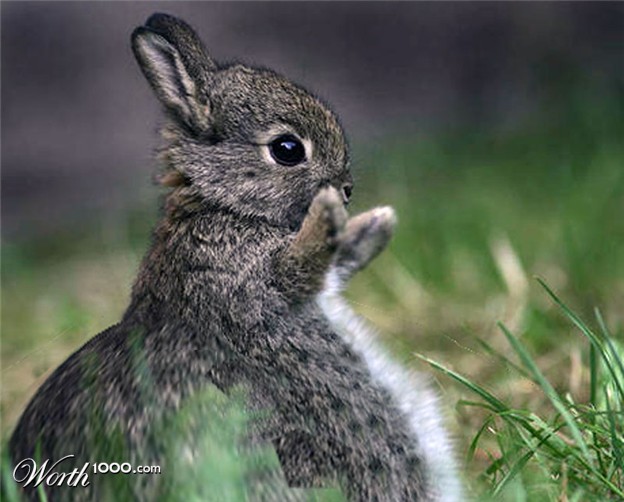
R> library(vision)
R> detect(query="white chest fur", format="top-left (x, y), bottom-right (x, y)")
top-left (317, 269), bottom-right (463, 502)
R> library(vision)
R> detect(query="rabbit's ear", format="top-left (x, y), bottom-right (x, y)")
top-left (131, 13), bottom-right (216, 130)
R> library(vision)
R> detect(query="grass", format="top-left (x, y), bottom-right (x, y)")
top-left (0, 385), bottom-right (345, 501)
top-left (418, 281), bottom-right (624, 500)
top-left (2, 83), bottom-right (623, 499)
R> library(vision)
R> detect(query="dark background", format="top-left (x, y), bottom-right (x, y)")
top-left (2, 1), bottom-right (623, 240)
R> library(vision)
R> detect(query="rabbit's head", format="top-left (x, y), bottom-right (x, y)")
top-left (132, 13), bottom-right (352, 230)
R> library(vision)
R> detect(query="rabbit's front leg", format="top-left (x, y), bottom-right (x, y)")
top-left (332, 206), bottom-right (396, 285)
top-left (274, 187), bottom-right (396, 302)
top-left (274, 187), bottom-right (347, 302)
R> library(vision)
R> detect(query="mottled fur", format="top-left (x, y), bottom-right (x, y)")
top-left (10, 13), bottom-right (462, 501)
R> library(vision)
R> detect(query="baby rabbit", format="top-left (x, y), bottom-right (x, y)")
top-left (9, 13), bottom-right (462, 502)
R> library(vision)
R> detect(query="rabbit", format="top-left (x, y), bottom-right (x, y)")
top-left (9, 12), bottom-right (462, 502)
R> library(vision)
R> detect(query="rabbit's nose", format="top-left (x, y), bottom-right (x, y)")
top-left (341, 183), bottom-right (353, 205)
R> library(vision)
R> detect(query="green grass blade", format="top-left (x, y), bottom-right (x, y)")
top-left (36, 483), bottom-right (49, 502)
top-left (1, 455), bottom-right (21, 502)
top-left (497, 322), bottom-right (593, 463)
top-left (419, 355), bottom-right (575, 459)
top-left (536, 278), bottom-right (624, 402)
top-left (414, 353), bottom-right (509, 413)
top-left (466, 416), bottom-right (494, 464)
top-left (595, 308), bottom-right (624, 393)
top-left (604, 387), bottom-right (624, 487)
top-left (491, 447), bottom-right (536, 496)
top-left (474, 337), bottom-right (534, 382)
top-left (589, 343), bottom-right (598, 408)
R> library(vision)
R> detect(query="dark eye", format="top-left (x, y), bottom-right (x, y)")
top-left (269, 134), bottom-right (306, 166)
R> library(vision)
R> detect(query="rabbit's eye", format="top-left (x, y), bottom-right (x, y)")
top-left (269, 135), bottom-right (306, 166)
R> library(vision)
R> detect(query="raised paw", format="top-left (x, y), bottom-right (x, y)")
top-left (334, 206), bottom-right (397, 280)
top-left (273, 187), bottom-right (350, 301)
top-left (307, 186), bottom-right (348, 248)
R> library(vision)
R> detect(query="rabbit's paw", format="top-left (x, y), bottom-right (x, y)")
top-left (308, 186), bottom-right (348, 249)
top-left (336, 206), bottom-right (396, 276)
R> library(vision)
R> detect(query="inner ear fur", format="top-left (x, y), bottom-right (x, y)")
top-left (131, 13), bottom-right (216, 131)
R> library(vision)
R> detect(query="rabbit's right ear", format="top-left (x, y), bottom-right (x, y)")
top-left (131, 13), bottom-right (216, 131)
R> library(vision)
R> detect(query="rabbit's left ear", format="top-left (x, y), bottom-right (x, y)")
top-left (131, 13), bottom-right (216, 131)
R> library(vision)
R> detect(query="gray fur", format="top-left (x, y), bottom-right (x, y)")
top-left (9, 13), bottom-right (461, 501)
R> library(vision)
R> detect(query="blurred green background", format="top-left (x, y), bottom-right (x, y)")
top-left (2, 2), bottom-right (623, 500)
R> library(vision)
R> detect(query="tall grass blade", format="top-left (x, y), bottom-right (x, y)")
top-left (604, 388), bottom-right (624, 488)
top-left (536, 278), bottom-right (624, 403)
top-left (497, 322), bottom-right (593, 463)
top-left (595, 308), bottom-right (624, 390)
top-left (474, 337), bottom-right (534, 382)
top-left (414, 354), bottom-right (509, 413)
top-left (589, 343), bottom-right (598, 408)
